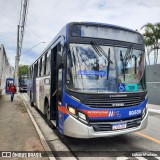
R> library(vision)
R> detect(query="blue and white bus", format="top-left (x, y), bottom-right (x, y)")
top-left (19, 74), bottom-right (28, 92)
top-left (28, 22), bottom-right (148, 138)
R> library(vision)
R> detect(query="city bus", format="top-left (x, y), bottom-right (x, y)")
top-left (19, 74), bottom-right (28, 92)
top-left (28, 22), bottom-right (148, 138)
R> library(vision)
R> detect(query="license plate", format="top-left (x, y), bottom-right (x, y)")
top-left (112, 123), bottom-right (127, 130)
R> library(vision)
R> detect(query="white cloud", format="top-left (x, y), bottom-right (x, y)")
top-left (0, 0), bottom-right (160, 66)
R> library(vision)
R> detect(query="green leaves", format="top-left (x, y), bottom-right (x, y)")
top-left (141, 22), bottom-right (160, 65)
top-left (19, 65), bottom-right (29, 76)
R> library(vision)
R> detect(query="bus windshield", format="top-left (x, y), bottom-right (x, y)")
top-left (116, 47), bottom-right (146, 92)
top-left (66, 43), bottom-right (146, 93)
top-left (20, 77), bottom-right (27, 85)
top-left (67, 43), bottom-right (117, 93)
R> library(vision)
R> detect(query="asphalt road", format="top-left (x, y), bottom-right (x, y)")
top-left (21, 93), bottom-right (160, 160)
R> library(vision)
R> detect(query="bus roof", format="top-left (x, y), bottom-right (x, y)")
top-left (70, 21), bottom-right (138, 33)
top-left (29, 21), bottom-right (140, 67)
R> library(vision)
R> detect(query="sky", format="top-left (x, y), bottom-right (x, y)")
top-left (0, 0), bottom-right (160, 67)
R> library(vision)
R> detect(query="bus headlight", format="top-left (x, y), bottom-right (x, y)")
top-left (68, 106), bottom-right (76, 115)
top-left (78, 112), bottom-right (87, 121)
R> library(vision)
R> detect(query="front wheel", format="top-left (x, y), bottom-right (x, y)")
top-left (46, 102), bottom-right (50, 121)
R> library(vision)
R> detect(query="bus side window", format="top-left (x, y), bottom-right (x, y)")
top-left (39, 58), bottom-right (42, 77)
top-left (46, 50), bottom-right (51, 75)
top-left (58, 69), bottom-right (62, 90)
top-left (58, 68), bottom-right (63, 102)
top-left (41, 55), bottom-right (45, 76)
top-left (44, 52), bottom-right (47, 76)
top-left (36, 61), bottom-right (38, 77)
top-left (57, 43), bottom-right (63, 66)
top-left (34, 64), bottom-right (36, 78)
top-left (31, 66), bottom-right (33, 78)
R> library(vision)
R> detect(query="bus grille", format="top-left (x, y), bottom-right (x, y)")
top-left (84, 96), bottom-right (144, 108)
top-left (91, 118), bottom-right (142, 132)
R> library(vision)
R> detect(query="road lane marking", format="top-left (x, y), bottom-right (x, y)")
top-left (135, 157), bottom-right (147, 160)
top-left (116, 157), bottom-right (129, 160)
top-left (135, 132), bottom-right (160, 144)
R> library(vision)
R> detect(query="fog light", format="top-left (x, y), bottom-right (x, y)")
top-left (78, 112), bottom-right (87, 121)
top-left (68, 106), bottom-right (76, 115)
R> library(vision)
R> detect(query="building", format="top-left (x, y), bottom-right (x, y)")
top-left (0, 44), bottom-right (14, 95)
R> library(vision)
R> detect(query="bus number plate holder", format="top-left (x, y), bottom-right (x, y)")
top-left (112, 123), bottom-right (127, 130)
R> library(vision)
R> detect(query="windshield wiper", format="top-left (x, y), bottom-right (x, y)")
top-left (90, 41), bottom-right (113, 79)
top-left (120, 50), bottom-right (126, 81)
top-left (107, 48), bottom-right (111, 80)
top-left (124, 45), bottom-right (133, 63)
top-left (120, 45), bottom-right (137, 81)
top-left (91, 41), bottom-right (113, 64)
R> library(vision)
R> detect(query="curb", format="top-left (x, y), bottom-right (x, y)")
top-left (20, 93), bottom-right (56, 160)
top-left (148, 108), bottom-right (160, 114)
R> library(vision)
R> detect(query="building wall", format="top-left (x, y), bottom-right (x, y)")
top-left (0, 44), bottom-right (14, 95)
top-left (146, 64), bottom-right (160, 105)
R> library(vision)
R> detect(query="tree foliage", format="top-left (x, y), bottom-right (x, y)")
top-left (141, 22), bottom-right (160, 65)
top-left (19, 65), bottom-right (28, 76)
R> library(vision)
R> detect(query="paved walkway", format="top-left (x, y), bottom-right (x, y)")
top-left (148, 103), bottom-right (160, 110)
top-left (0, 94), bottom-right (48, 159)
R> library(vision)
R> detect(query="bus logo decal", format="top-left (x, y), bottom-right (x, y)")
top-left (108, 111), bottom-right (116, 117)
top-left (118, 83), bottom-right (125, 92)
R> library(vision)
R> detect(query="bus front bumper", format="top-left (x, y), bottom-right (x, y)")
top-left (63, 109), bottom-right (148, 139)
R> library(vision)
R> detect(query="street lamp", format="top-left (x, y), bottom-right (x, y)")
top-left (15, 41), bottom-right (46, 89)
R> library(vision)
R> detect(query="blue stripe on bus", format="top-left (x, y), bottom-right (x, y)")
top-left (64, 93), bottom-right (148, 120)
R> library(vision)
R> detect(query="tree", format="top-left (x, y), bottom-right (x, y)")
top-left (141, 22), bottom-right (160, 65)
top-left (19, 65), bottom-right (29, 76)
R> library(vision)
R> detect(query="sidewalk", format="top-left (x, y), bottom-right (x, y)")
top-left (0, 94), bottom-right (48, 159)
top-left (148, 103), bottom-right (160, 110)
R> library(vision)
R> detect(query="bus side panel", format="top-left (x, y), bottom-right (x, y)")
top-left (43, 76), bottom-right (50, 113)
top-left (35, 77), bottom-right (40, 110)
top-left (36, 76), bottom-right (50, 114)
top-left (33, 77), bottom-right (37, 106)
top-left (27, 78), bottom-right (33, 100)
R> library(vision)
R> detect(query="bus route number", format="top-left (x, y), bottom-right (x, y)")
top-left (129, 109), bottom-right (141, 116)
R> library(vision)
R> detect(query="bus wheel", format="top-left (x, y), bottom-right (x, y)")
top-left (46, 102), bottom-right (50, 121)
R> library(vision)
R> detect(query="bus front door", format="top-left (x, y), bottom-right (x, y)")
top-left (51, 67), bottom-right (63, 131)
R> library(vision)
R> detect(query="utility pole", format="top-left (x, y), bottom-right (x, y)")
top-left (15, 25), bottom-right (20, 88)
top-left (15, 0), bottom-right (29, 88)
